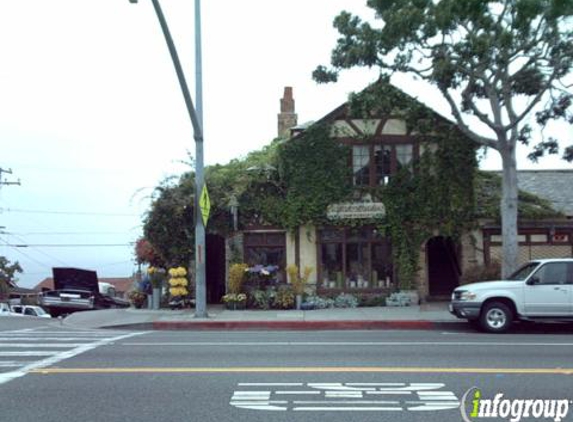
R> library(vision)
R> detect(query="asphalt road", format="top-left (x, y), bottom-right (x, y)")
top-left (1, 319), bottom-right (572, 422)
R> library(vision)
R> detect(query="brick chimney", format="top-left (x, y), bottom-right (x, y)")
top-left (277, 86), bottom-right (298, 138)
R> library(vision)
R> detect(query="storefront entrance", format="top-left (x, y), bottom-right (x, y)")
top-left (427, 236), bottom-right (460, 297)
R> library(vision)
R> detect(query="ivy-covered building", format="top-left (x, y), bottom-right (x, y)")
top-left (232, 82), bottom-right (573, 301)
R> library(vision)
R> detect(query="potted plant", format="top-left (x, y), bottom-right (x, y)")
top-left (147, 266), bottom-right (166, 310)
top-left (128, 290), bottom-right (147, 309)
top-left (222, 293), bottom-right (247, 310)
top-left (168, 266), bottom-right (189, 309)
top-left (286, 265), bottom-right (313, 310)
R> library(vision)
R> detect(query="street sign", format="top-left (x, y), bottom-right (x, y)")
top-left (199, 185), bottom-right (210, 226)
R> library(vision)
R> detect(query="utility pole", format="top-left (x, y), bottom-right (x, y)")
top-left (0, 168), bottom-right (21, 189)
top-left (193, 0), bottom-right (207, 318)
top-left (128, 0), bottom-right (208, 317)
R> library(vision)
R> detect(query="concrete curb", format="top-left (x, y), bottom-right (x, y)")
top-left (104, 320), bottom-right (467, 331)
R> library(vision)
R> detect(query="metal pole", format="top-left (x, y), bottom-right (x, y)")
top-left (193, 0), bottom-right (207, 318)
top-left (147, 0), bottom-right (207, 317)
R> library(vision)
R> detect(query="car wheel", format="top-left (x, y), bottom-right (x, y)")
top-left (480, 302), bottom-right (513, 333)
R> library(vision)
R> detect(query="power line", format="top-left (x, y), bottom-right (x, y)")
top-left (4, 232), bottom-right (70, 267)
top-left (5, 231), bottom-right (132, 236)
top-left (0, 238), bottom-right (51, 269)
top-left (0, 207), bottom-right (138, 217)
top-left (5, 243), bottom-right (135, 248)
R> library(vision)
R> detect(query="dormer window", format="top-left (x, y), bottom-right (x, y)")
top-left (352, 142), bottom-right (415, 187)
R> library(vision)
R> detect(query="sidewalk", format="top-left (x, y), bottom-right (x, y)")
top-left (63, 302), bottom-right (465, 331)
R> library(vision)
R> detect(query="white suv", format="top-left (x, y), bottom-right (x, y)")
top-left (450, 259), bottom-right (573, 333)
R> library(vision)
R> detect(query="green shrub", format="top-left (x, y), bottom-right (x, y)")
top-left (273, 285), bottom-right (295, 309)
top-left (460, 261), bottom-right (501, 285)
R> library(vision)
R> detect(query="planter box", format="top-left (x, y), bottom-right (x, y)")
top-left (225, 301), bottom-right (246, 310)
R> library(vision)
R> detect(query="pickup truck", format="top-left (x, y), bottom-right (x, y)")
top-left (40, 267), bottom-right (129, 317)
top-left (450, 258), bottom-right (573, 333)
top-left (10, 304), bottom-right (51, 318)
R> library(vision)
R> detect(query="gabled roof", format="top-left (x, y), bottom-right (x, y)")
top-left (492, 170), bottom-right (573, 217)
top-left (290, 78), bottom-right (458, 140)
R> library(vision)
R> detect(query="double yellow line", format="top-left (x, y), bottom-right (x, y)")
top-left (29, 366), bottom-right (573, 375)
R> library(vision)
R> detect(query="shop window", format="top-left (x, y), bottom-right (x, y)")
top-left (243, 232), bottom-right (286, 282)
top-left (318, 227), bottom-right (392, 290)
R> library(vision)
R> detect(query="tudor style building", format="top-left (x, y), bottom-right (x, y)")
top-left (232, 86), bottom-right (573, 302)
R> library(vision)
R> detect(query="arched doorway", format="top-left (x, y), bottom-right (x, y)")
top-left (426, 236), bottom-right (461, 297)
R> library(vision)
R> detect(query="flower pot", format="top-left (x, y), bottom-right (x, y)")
top-left (226, 301), bottom-right (246, 310)
top-left (295, 294), bottom-right (302, 310)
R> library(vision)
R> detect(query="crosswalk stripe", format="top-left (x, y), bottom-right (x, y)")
top-left (0, 331), bottom-right (145, 385)
top-left (0, 351), bottom-right (58, 357)
top-left (0, 344), bottom-right (89, 348)
top-left (0, 337), bottom-right (118, 341)
top-left (0, 362), bottom-right (22, 368)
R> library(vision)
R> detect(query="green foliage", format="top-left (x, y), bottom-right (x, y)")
top-left (316, 0), bottom-right (573, 159)
top-left (0, 256), bottom-right (22, 285)
top-left (460, 261), bottom-right (502, 285)
top-left (273, 285), bottom-right (295, 309)
top-left (248, 289), bottom-right (275, 310)
top-left (286, 265), bottom-right (313, 296)
top-left (228, 263), bottom-right (248, 294)
top-left (143, 173), bottom-right (195, 267)
top-left (277, 125), bottom-right (353, 231)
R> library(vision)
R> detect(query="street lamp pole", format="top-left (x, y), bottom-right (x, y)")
top-left (130, 0), bottom-right (207, 317)
top-left (193, 0), bottom-right (207, 318)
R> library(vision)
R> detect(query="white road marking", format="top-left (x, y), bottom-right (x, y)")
top-left (0, 331), bottom-right (146, 385)
top-left (0, 361), bottom-right (21, 368)
top-left (0, 343), bottom-right (90, 348)
top-left (231, 382), bottom-right (461, 412)
top-left (275, 391), bottom-right (321, 395)
top-left (0, 337), bottom-right (116, 341)
top-left (0, 351), bottom-right (57, 357)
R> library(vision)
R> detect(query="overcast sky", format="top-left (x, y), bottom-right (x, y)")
top-left (1, 0), bottom-right (571, 288)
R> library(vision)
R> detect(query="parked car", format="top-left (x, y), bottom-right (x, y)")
top-left (40, 267), bottom-right (130, 317)
top-left (0, 303), bottom-right (20, 317)
top-left (10, 305), bottom-right (51, 318)
top-left (450, 258), bottom-right (573, 333)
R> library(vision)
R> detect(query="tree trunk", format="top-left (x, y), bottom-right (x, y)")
top-left (500, 147), bottom-right (519, 278)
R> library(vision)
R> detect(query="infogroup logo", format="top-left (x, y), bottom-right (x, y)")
top-left (461, 387), bottom-right (571, 422)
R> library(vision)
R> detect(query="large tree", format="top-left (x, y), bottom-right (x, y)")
top-left (314, 0), bottom-right (573, 276)
top-left (0, 256), bottom-right (22, 303)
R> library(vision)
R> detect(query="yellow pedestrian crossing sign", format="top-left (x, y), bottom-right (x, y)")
top-left (199, 184), bottom-right (211, 226)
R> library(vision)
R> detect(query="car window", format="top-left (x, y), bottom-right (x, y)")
top-left (24, 308), bottom-right (36, 316)
top-left (532, 263), bottom-right (569, 285)
top-left (508, 262), bottom-right (539, 281)
top-left (12, 306), bottom-right (22, 314)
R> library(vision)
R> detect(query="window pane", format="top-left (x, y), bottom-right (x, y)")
top-left (244, 233), bottom-right (264, 246)
top-left (320, 228), bottom-right (344, 242)
top-left (353, 145), bottom-right (370, 186)
top-left (371, 242), bottom-right (393, 288)
top-left (347, 228), bottom-right (371, 242)
top-left (265, 233), bottom-right (285, 246)
top-left (374, 145), bottom-right (392, 185)
top-left (346, 243), bottom-right (370, 288)
top-left (245, 247), bottom-right (285, 282)
top-left (320, 243), bottom-right (343, 288)
top-left (395, 144), bottom-right (413, 169)
top-left (534, 263), bottom-right (568, 285)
